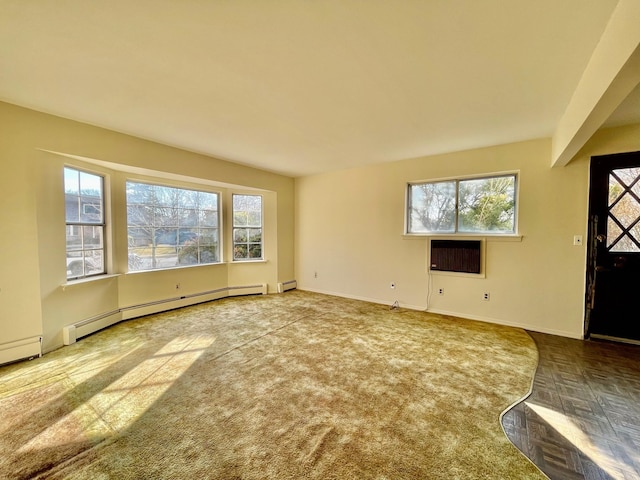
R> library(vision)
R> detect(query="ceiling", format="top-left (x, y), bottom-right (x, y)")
top-left (0, 0), bottom-right (637, 177)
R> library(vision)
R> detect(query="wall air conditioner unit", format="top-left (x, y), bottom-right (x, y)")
top-left (430, 239), bottom-right (482, 274)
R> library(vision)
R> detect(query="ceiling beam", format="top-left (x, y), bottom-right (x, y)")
top-left (551, 0), bottom-right (640, 168)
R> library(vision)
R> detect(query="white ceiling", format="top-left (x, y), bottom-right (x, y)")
top-left (0, 0), bottom-right (636, 177)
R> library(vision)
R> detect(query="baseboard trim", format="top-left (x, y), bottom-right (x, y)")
top-left (298, 287), bottom-right (581, 339)
top-left (63, 284), bottom-right (268, 346)
top-left (426, 308), bottom-right (582, 339)
top-left (590, 333), bottom-right (640, 346)
top-left (299, 287), bottom-right (425, 311)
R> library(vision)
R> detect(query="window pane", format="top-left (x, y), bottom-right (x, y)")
top-left (64, 168), bottom-right (79, 195)
top-left (458, 176), bottom-right (515, 233)
top-left (407, 174), bottom-right (518, 235)
top-left (232, 195), bottom-right (263, 261)
top-left (65, 194), bottom-right (80, 222)
top-left (199, 228), bottom-right (218, 246)
top-left (79, 171), bottom-right (102, 197)
top-left (126, 181), bottom-right (220, 270)
top-left (234, 228), bottom-right (248, 242)
top-left (234, 244), bottom-right (248, 260)
top-left (234, 211), bottom-right (248, 226)
top-left (608, 175), bottom-right (624, 206)
top-left (155, 206), bottom-right (178, 226)
top-left (84, 250), bottom-right (104, 276)
top-left (199, 192), bottom-right (218, 210)
top-left (249, 244), bottom-right (262, 259)
top-left (198, 246), bottom-right (218, 264)
top-left (408, 181), bottom-right (456, 233)
top-left (607, 167), bottom-right (640, 253)
top-left (66, 225), bottom-right (82, 250)
top-left (248, 211), bottom-right (262, 226)
top-left (66, 251), bottom-right (84, 277)
top-left (129, 247), bottom-right (152, 271)
top-left (82, 226), bottom-right (103, 249)
top-left (233, 194), bottom-right (248, 211)
top-left (126, 182), bottom-right (152, 204)
top-left (155, 227), bottom-right (178, 247)
top-left (248, 229), bottom-right (262, 242)
top-left (178, 228), bottom-right (198, 246)
top-left (80, 195), bottom-right (102, 223)
top-left (127, 204), bottom-right (150, 226)
top-left (610, 193), bottom-right (640, 230)
top-left (128, 252), bottom-right (143, 271)
top-left (128, 227), bottom-right (152, 247)
top-left (181, 189), bottom-right (198, 207)
top-left (180, 209), bottom-right (199, 226)
top-left (177, 245), bottom-right (199, 265)
top-left (200, 209), bottom-right (218, 227)
top-left (155, 185), bottom-right (176, 206)
top-left (65, 167), bottom-right (105, 279)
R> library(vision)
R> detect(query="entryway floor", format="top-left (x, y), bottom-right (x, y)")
top-left (502, 332), bottom-right (640, 480)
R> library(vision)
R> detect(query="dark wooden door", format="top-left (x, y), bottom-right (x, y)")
top-left (586, 151), bottom-right (640, 342)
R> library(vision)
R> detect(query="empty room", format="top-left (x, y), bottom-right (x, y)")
top-left (1, 1), bottom-right (640, 479)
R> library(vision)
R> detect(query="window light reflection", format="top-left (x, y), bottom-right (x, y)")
top-left (526, 402), bottom-right (632, 480)
top-left (17, 335), bottom-right (215, 453)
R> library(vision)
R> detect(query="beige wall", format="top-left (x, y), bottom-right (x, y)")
top-left (295, 130), bottom-right (640, 339)
top-left (0, 108), bottom-right (44, 356)
top-left (3, 99), bottom-right (639, 359)
top-left (0, 102), bottom-right (295, 355)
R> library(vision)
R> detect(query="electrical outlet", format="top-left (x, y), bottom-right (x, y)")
top-left (175, 283), bottom-right (181, 290)
top-left (483, 292), bottom-right (490, 301)
top-left (390, 282), bottom-right (396, 289)
top-left (438, 288), bottom-right (444, 295)
top-left (573, 235), bottom-right (583, 246)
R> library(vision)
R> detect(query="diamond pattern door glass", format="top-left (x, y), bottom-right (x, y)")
top-left (607, 167), bottom-right (640, 252)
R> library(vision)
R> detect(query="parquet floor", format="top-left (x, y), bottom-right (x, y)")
top-left (502, 332), bottom-right (640, 480)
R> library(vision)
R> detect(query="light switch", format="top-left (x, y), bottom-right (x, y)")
top-left (573, 235), bottom-right (583, 246)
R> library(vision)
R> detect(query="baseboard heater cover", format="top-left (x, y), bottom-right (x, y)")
top-left (62, 283), bottom-right (267, 346)
top-left (277, 280), bottom-right (297, 293)
top-left (228, 283), bottom-right (268, 296)
top-left (0, 336), bottom-right (42, 366)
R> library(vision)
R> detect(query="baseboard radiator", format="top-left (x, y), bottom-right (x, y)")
top-left (0, 336), bottom-right (42, 365)
top-left (277, 280), bottom-right (297, 293)
top-left (62, 283), bottom-right (269, 346)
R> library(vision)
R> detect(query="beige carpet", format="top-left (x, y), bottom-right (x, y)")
top-left (0, 291), bottom-right (545, 479)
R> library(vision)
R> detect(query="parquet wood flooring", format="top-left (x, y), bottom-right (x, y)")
top-left (502, 332), bottom-right (640, 480)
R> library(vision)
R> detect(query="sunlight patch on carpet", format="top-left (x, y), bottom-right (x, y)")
top-left (17, 334), bottom-right (215, 453)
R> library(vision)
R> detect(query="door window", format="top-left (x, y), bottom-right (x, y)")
top-left (607, 167), bottom-right (640, 252)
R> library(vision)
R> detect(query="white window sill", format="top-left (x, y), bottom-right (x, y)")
top-left (228, 259), bottom-right (268, 264)
top-left (62, 273), bottom-right (120, 289)
top-left (403, 233), bottom-right (523, 242)
top-left (124, 260), bottom-right (268, 275)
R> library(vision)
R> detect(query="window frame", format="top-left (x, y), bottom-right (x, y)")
top-left (406, 172), bottom-right (519, 236)
top-left (232, 193), bottom-right (264, 262)
top-left (64, 166), bottom-right (107, 280)
top-left (125, 180), bottom-right (222, 272)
